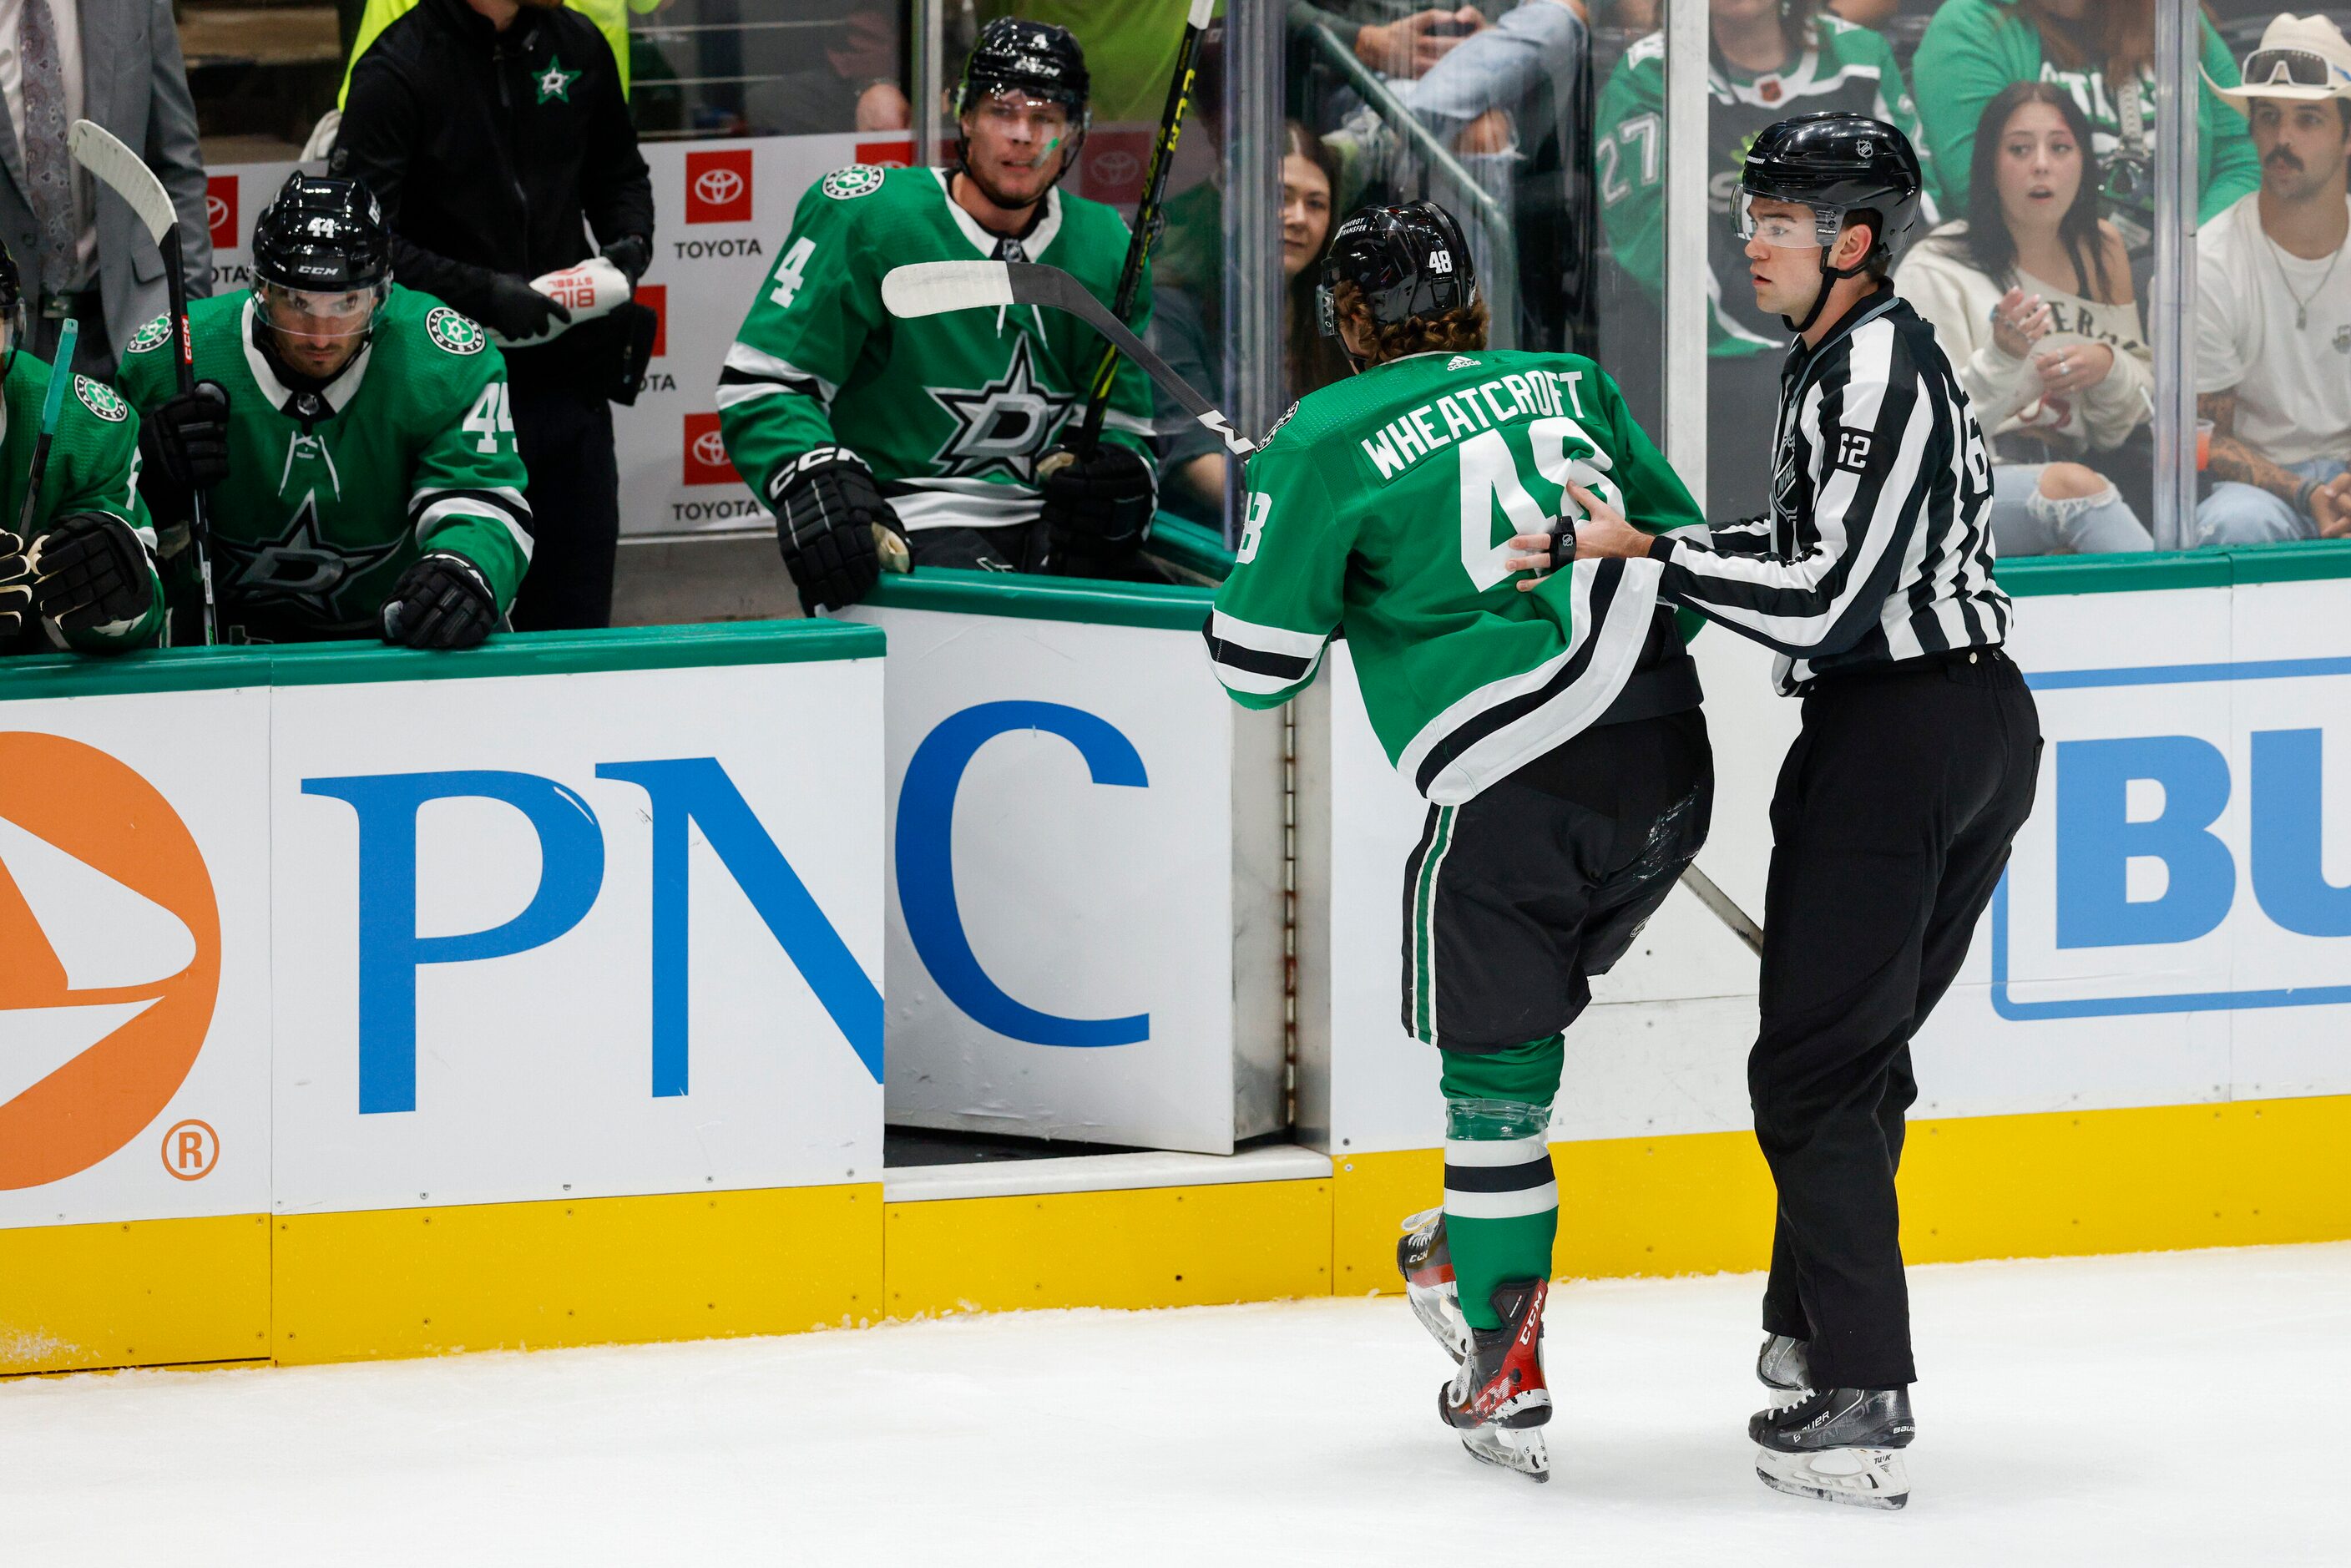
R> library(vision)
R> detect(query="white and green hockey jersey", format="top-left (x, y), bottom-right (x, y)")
top-left (118, 286), bottom-right (531, 645)
top-left (1596, 15), bottom-right (1940, 358)
top-left (718, 164), bottom-right (1157, 533)
top-left (1206, 350), bottom-right (1704, 806)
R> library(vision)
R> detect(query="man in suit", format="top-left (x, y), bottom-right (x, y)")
top-left (0, 0), bottom-right (212, 376)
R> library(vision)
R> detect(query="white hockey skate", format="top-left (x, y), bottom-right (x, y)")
top-left (1395, 1208), bottom-right (1472, 1363)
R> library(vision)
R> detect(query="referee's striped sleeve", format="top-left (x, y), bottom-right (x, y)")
top-left (1650, 320), bottom-right (1930, 659)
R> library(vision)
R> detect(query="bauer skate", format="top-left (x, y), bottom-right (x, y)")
top-left (1756, 1333), bottom-right (1813, 1410)
top-left (1396, 1208), bottom-right (1472, 1363)
top-left (1750, 1385), bottom-right (1914, 1510)
top-left (1438, 1279), bottom-right (1552, 1481)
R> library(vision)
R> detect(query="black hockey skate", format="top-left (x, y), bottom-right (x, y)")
top-left (1756, 1333), bottom-right (1813, 1410)
top-left (1438, 1279), bottom-right (1551, 1481)
top-left (1750, 1385), bottom-right (1914, 1510)
top-left (1396, 1208), bottom-right (1472, 1363)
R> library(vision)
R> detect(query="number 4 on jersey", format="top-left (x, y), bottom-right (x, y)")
top-left (463, 382), bottom-right (516, 454)
top-left (769, 237), bottom-right (818, 310)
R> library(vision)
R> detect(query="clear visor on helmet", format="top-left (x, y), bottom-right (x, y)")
top-left (1733, 190), bottom-right (1847, 250)
top-left (258, 280), bottom-right (386, 341)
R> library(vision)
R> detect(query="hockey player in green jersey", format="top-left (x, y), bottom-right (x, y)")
top-left (119, 174), bottom-right (531, 649)
top-left (0, 240), bottom-right (168, 658)
top-left (1595, 0), bottom-right (1935, 515)
top-left (1205, 202), bottom-right (1714, 1480)
top-left (718, 18), bottom-right (1159, 610)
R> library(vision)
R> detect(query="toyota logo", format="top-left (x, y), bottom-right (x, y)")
top-left (1092, 151), bottom-right (1140, 186)
top-left (695, 168), bottom-right (745, 208)
top-left (692, 430), bottom-right (729, 468)
top-left (205, 194), bottom-right (229, 230)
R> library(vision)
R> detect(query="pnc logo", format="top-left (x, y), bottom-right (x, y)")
top-left (0, 734), bottom-right (220, 1190)
top-left (685, 149), bottom-right (754, 224)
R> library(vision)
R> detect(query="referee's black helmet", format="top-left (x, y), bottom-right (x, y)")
top-left (1317, 200), bottom-right (1479, 342)
top-left (1739, 112), bottom-right (1924, 273)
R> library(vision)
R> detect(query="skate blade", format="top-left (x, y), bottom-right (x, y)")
top-left (1406, 1282), bottom-right (1471, 1365)
top-left (1461, 1424), bottom-right (1550, 1482)
top-left (1754, 1444), bottom-right (1909, 1510)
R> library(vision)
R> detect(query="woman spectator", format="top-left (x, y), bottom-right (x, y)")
top-left (1152, 124), bottom-right (1352, 524)
top-left (1912, 0), bottom-right (2257, 262)
top-left (1899, 80), bottom-right (2153, 554)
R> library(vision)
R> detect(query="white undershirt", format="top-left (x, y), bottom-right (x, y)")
top-left (2197, 190), bottom-right (2351, 468)
top-left (0, 0), bottom-right (94, 290)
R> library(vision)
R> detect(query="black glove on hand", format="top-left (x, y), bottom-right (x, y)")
top-left (478, 274), bottom-right (573, 342)
top-left (600, 235), bottom-right (652, 286)
top-left (1038, 443), bottom-right (1156, 564)
top-left (30, 513), bottom-right (151, 641)
top-left (143, 380), bottom-right (232, 491)
top-left (767, 446), bottom-right (895, 611)
top-left (0, 529), bottom-right (31, 641)
top-left (382, 552), bottom-right (498, 650)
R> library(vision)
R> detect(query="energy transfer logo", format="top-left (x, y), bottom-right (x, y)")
top-left (0, 734), bottom-right (220, 1190)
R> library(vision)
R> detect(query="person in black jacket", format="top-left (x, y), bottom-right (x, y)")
top-left (336, 0), bottom-right (655, 631)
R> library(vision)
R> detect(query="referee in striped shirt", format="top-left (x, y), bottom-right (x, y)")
top-left (1513, 114), bottom-right (2040, 1509)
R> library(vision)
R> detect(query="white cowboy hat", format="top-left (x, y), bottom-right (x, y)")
top-left (2212, 13), bottom-right (2351, 107)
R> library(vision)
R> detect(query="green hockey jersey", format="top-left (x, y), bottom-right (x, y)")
top-left (719, 164), bottom-right (1155, 534)
top-left (1206, 349), bottom-right (1703, 806)
top-left (116, 286), bottom-right (531, 645)
top-left (0, 349), bottom-right (164, 655)
top-left (1597, 16), bottom-right (1939, 358)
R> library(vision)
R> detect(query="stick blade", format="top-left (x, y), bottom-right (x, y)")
top-left (882, 260), bottom-right (1015, 320)
top-left (68, 119), bottom-right (175, 245)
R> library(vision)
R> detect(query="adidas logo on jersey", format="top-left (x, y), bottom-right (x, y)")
top-left (1447, 356), bottom-right (1480, 371)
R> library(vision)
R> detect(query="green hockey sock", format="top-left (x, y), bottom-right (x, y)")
top-left (1438, 1035), bottom-right (1565, 1332)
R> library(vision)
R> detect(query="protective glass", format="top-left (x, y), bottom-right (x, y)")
top-left (2241, 47), bottom-right (2351, 92)
top-left (258, 281), bottom-right (386, 341)
top-left (1733, 190), bottom-right (1844, 250)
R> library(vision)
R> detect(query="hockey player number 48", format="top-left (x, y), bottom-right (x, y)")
top-left (463, 383), bottom-right (517, 454)
top-left (1459, 417), bottom-right (1620, 593)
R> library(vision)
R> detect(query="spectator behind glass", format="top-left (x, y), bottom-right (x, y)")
top-left (1596, 0), bottom-right (1934, 518)
top-left (1152, 123), bottom-right (1350, 525)
top-left (1912, 0), bottom-right (2258, 266)
top-left (1898, 82), bottom-right (2152, 554)
top-left (2195, 13), bottom-right (2351, 546)
top-left (744, 7), bottom-right (912, 136)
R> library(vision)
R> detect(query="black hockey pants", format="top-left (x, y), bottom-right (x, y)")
top-left (1753, 648), bottom-right (2040, 1390)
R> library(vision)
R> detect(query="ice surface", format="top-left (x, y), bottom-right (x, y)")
top-left (2, 1243), bottom-right (2343, 1565)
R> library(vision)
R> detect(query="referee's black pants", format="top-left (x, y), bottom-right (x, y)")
top-left (508, 380), bottom-right (619, 631)
top-left (1752, 648), bottom-right (2040, 1390)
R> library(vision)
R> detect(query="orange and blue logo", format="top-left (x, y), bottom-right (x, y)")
top-left (0, 733), bottom-right (220, 1190)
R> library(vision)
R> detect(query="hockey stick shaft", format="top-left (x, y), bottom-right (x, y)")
top-left (162, 225), bottom-right (219, 646)
top-left (16, 318), bottom-right (78, 540)
top-left (883, 260), bottom-right (1255, 458)
top-left (1071, 0), bottom-right (1215, 455)
top-left (1678, 862), bottom-right (1764, 958)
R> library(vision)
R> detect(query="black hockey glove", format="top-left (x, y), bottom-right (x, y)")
top-left (139, 379), bottom-right (232, 494)
top-left (382, 551), bottom-right (498, 650)
top-left (600, 235), bottom-right (652, 286)
top-left (478, 274), bottom-right (573, 343)
top-left (0, 529), bottom-right (31, 642)
top-left (29, 513), bottom-right (152, 643)
top-left (1038, 443), bottom-right (1155, 567)
top-left (767, 446), bottom-right (897, 611)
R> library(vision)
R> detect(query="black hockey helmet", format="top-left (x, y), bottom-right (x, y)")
top-left (958, 18), bottom-right (1090, 119)
top-left (253, 173), bottom-right (391, 294)
top-left (1737, 112), bottom-right (1923, 329)
top-left (1317, 200), bottom-right (1478, 365)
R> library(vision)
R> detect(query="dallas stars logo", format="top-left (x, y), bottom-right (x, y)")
top-left (426, 307), bottom-right (485, 356)
top-left (212, 493), bottom-right (402, 622)
top-left (926, 336), bottom-right (1074, 481)
top-left (75, 377), bottom-right (129, 422)
top-left (125, 317), bottom-right (173, 356)
top-left (533, 56), bottom-right (581, 104)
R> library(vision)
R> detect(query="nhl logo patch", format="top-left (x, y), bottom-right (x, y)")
top-left (426, 307), bottom-right (487, 356)
top-left (822, 164), bottom-right (887, 201)
top-left (74, 377), bottom-right (129, 422)
top-left (125, 316), bottom-right (174, 356)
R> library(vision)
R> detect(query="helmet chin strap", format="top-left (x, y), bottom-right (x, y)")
top-left (1782, 224), bottom-right (1877, 336)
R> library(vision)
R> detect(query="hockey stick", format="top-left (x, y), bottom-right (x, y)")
top-left (1060, 0), bottom-right (1216, 463)
top-left (1680, 862), bottom-right (1764, 958)
top-left (15, 317), bottom-right (77, 543)
top-left (883, 260), bottom-right (1256, 459)
top-left (69, 118), bottom-right (215, 645)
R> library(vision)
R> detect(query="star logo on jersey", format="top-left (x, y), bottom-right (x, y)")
top-left (533, 56), bottom-right (581, 104)
top-left (426, 307), bottom-right (486, 356)
top-left (822, 165), bottom-right (886, 201)
top-left (926, 335), bottom-right (1074, 482)
top-left (125, 317), bottom-right (174, 357)
top-left (74, 377), bottom-right (129, 423)
top-left (211, 493), bottom-right (402, 621)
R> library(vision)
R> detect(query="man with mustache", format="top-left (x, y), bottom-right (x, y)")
top-left (2196, 14), bottom-right (2351, 544)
